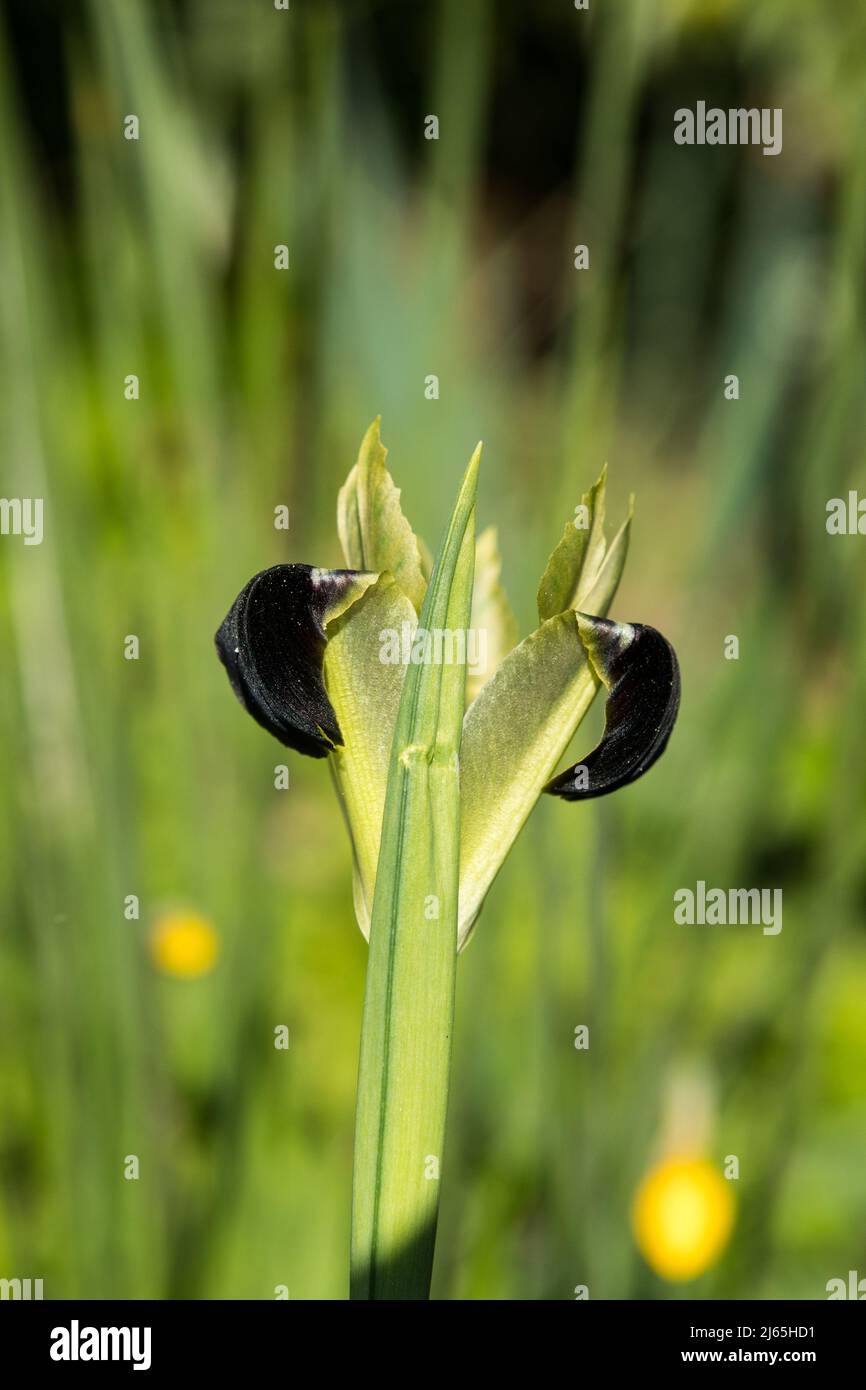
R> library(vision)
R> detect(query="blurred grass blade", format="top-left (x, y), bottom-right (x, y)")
top-left (350, 445), bottom-right (480, 1300)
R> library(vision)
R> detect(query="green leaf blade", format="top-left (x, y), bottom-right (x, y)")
top-left (351, 444), bottom-right (480, 1300)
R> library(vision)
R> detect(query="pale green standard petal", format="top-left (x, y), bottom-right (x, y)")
top-left (577, 502), bottom-right (632, 618)
top-left (458, 473), bottom-right (633, 947)
top-left (536, 464), bottom-right (632, 622)
top-left (337, 417), bottom-right (428, 613)
top-left (467, 525), bottom-right (517, 704)
top-left (457, 609), bottom-right (600, 947)
top-left (324, 574), bottom-right (416, 936)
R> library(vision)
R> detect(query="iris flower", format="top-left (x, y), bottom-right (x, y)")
top-left (215, 419), bottom-right (680, 1299)
top-left (216, 419), bottom-right (679, 947)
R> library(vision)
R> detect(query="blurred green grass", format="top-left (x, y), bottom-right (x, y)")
top-left (0, 0), bottom-right (865, 1299)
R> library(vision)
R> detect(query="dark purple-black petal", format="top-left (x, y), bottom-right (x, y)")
top-left (544, 616), bottom-right (680, 801)
top-left (215, 563), bottom-right (365, 759)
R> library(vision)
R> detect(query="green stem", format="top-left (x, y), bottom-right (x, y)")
top-left (350, 447), bottom-right (480, 1299)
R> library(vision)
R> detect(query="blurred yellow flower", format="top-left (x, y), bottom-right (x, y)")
top-left (632, 1157), bottom-right (735, 1282)
top-left (149, 910), bottom-right (220, 979)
